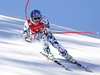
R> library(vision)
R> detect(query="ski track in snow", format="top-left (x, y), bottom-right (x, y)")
top-left (0, 14), bottom-right (100, 75)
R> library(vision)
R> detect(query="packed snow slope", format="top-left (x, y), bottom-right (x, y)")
top-left (0, 14), bottom-right (100, 75)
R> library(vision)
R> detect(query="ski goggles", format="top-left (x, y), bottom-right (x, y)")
top-left (33, 17), bottom-right (41, 21)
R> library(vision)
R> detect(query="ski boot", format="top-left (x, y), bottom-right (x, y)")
top-left (46, 52), bottom-right (55, 61)
top-left (64, 54), bottom-right (75, 63)
top-left (43, 48), bottom-right (55, 61)
top-left (60, 50), bottom-right (75, 63)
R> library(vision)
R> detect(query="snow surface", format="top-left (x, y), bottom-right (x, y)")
top-left (0, 14), bottom-right (100, 75)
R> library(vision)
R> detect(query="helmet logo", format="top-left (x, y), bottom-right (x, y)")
top-left (35, 12), bottom-right (40, 17)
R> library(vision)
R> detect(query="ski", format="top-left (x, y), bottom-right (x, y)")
top-left (40, 52), bottom-right (88, 70)
top-left (74, 61), bottom-right (88, 70)
top-left (40, 52), bottom-right (69, 70)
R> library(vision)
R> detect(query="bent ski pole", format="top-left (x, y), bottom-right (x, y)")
top-left (25, 0), bottom-right (30, 20)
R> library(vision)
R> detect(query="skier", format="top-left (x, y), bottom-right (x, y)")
top-left (23, 9), bottom-right (75, 63)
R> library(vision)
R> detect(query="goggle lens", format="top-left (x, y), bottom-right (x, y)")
top-left (33, 17), bottom-right (41, 21)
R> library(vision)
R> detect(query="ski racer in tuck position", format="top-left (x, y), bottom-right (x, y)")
top-left (23, 9), bottom-right (75, 63)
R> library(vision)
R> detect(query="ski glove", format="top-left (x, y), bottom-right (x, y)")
top-left (42, 28), bottom-right (49, 34)
top-left (40, 28), bottom-right (50, 35)
top-left (25, 37), bottom-right (32, 43)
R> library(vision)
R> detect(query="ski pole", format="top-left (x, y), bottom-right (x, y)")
top-left (45, 32), bottom-right (99, 34)
top-left (25, 0), bottom-right (30, 20)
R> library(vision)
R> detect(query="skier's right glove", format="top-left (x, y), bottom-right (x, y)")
top-left (25, 37), bottom-right (32, 43)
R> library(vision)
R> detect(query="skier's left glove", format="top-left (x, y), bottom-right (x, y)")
top-left (25, 37), bottom-right (32, 43)
top-left (42, 28), bottom-right (50, 34)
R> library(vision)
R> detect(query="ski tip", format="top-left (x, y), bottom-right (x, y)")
top-left (82, 66), bottom-right (88, 71)
top-left (65, 67), bottom-right (69, 70)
